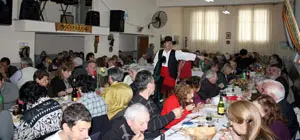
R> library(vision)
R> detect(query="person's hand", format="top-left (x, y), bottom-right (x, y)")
top-left (229, 79), bottom-right (236, 84)
top-left (172, 107), bottom-right (183, 119)
top-left (192, 102), bottom-right (204, 112)
top-left (96, 89), bottom-right (101, 95)
top-left (218, 83), bottom-right (225, 89)
top-left (132, 132), bottom-right (144, 140)
top-left (58, 91), bottom-right (68, 97)
top-left (229, 128), bottom-right (242, 140)
top-left (197, 55), bottom-right (205, 60)
top-left (219, 134), bottom-right (230, 140)
top-left (205, 99), bottom-right (211, 104)
top-left (65, 88), bottom-right (73, 94)
top-left (185, 104), bottom-right (195, 111)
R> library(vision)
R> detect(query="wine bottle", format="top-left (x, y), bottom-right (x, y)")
top-left (72, 88), bottom-right (77, 102)
top-left (217, 96), bottom-right (225, 115)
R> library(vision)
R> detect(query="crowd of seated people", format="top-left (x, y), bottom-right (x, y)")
top-left (0, 47), bottom-right (300, 140)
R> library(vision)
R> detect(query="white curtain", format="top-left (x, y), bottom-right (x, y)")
top-left (236, 5), bottom-right (273, 54)
top-left (183, 5), bottom-right (278, 54)
top-left (183, 7), bottom-right (221, 52)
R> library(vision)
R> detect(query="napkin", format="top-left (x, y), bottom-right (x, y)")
top-left (184, 126), bottom-right (216, 140)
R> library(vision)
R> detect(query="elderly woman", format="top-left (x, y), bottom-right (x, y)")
top-left (221, 100), bottom-right (275, 140)
top-left (50, 61), bottom-right (74, 97)
top-left (161, 83), bottom-right (195, 129)
top-left (217, 63), bottom-right (236, 89)
top-left (15, 81), bottom-right (62, 140)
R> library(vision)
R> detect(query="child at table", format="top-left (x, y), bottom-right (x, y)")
top-left (161, 83), bottom-right (197, 130)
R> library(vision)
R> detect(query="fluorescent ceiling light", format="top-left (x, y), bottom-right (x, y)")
top-left (205, 0), bottom-right (214, 2)
top-left (222, 10), bottom-right (230, 14)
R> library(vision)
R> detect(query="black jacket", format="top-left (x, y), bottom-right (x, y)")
top-left (102, 117), bottom-right (135, 140)
top-left (129, 94), bottom-right (175, 139)
top-left (198, 78), bottom-right (220, 101)
top-left (278, 99), bottom-right (299, 137)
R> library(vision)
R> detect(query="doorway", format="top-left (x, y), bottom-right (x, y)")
top-left (137, 36), bottom-right (149, 59)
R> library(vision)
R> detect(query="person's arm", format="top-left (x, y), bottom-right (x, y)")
top-left (9, 70), bottom-right (21, 85)
top-left (147, 111), bottom-right (175, 131)
top-left (175, 50), bottom-right (197, 61)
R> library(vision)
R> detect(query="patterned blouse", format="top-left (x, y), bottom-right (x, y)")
top-left (15, 97), bottom-right (63, 140)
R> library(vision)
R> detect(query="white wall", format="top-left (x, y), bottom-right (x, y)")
top-left (85, 33), bottom-right (120, 58)
top-left (158, 0), bottom-right (283, 7)
top-left (89, 0), bottom-right (159, 57)
top-left (153, 7), bottom-right (184, 52)
top-left (41, 2), bottom-right (76, 23)
top-left (35, 34), bottom-right (84, 54)
top-left (0, 25), bottom-right (35, 63)
top-left (0, 0), bottom-right (35, 63)
top-left (119, 34), bottom-right (137, 52)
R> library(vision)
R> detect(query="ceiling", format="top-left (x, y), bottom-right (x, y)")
top-left (157, 0), bottom-right (284, 7)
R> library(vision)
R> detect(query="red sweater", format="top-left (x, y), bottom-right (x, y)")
top-left (161, 94), bottom-right (192, 129)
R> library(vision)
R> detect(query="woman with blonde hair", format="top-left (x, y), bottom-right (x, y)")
top-left (217, 63), bottom-right (236, 89)
top-left (102, 83), bottom-right (133, 120)
top-left (161, 82), bottom-right (196, 129)
top-left (223, 100), bottom-right (275, 140)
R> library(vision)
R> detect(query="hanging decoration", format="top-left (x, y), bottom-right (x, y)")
top-left (282, 0), bottom-right (300, 52)
top-left (55, 23), bottom-right (92, 33)
top-left (94, 35), bottom-right (99, 53)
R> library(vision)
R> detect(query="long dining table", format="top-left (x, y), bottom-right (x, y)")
top-left (154, 104), bottom-right (230, 140)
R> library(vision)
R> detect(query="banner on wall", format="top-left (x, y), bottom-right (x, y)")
top-left (55, 23), bottom-right (92, 33)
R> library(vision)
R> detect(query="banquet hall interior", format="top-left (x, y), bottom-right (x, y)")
top-left (1, 0), bottom-right (300, 139)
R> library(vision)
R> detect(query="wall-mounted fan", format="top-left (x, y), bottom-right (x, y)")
top-left (148, 11), bottom-right (168, 29)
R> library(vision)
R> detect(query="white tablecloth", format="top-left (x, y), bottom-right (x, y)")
top-left (154, 104), bottom-right (228, 140)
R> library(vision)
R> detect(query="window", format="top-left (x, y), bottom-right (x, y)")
top-left (191, 9), bottom-right (219, 41)
top-left (238, 8), bottom-right (269, 43)
top-left (254, 9), bottom-right (269, 42)
top-left (205, 10), bottom-right (219, 41)
top-left (191, 10), bottom-right (204, 41)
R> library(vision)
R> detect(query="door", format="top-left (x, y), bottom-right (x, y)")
top-left (138, 36), bottom-right (149, 59)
